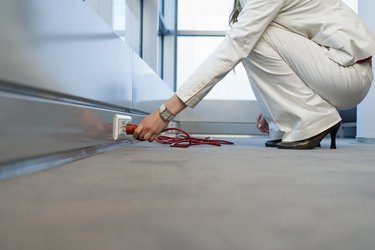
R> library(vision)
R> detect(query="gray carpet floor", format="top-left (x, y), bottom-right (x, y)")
top-left (1, 137), bottom-right (375, 250)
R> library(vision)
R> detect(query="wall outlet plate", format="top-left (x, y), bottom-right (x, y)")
top-left (112, 114), bottom-right (132, 140)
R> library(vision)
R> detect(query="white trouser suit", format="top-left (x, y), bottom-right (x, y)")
top-left (243, 23), bottom-right (373, 141)
top-left (176, 0), bottom-right (375, 142)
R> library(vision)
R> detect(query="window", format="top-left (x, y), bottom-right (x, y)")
top-left (177, 37), bottom-right (255, 100)
top-left (175, 0), bottom-right (358, 100)
top-left (112, 0), bottom-right (126, 40)
top-left (178, 0), bottom-right (232, 31)
top-left (96, 0), bottom-right (358, 92)
top-left (343, 0), bottom-right (358, 12)
top-left (176, 0), bottom-right (254, 100)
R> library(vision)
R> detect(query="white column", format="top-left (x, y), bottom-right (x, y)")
top-left (85, 0), bottom-right (114, 27)
top-left (126, 0), bottom-right (142, 55)
top-left (357, 0), bottom-right (375, 143)
top-left (142, 0), bottom-right (160, 73)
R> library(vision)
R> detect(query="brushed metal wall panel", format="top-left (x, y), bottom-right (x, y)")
top-left (0, 92), bottom-right (144, 165)
top-left (132, 53), bottom-right (173, 113)
top-left (0, 0), bottom-right (133, 107)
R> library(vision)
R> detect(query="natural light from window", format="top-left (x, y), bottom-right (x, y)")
top-left (177, 0), bottom-right (358, 101)
top-left (113, 0), bottom-right (125, 30)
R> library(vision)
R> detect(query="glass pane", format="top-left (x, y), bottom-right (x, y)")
top-left (343, 0), bottom-right (358, 12)
top-left (177, 37), bottom-right (255, 100)
top-left (178, 0), bottom-right (357, 31)
top-left (178, 0), bottom-right (233, 31)
top-left (113, 0), bottom-right (126, 31)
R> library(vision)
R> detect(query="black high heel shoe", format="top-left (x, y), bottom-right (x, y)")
top-left (265, 139), bottom-right (282, 147)
top-left (266, 139), bottom-right (321, 148)
top-left (277, 122), bottom-right (341, 150)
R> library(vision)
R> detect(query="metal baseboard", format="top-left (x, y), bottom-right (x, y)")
top-left (0, 90), bottom-right (146, 179)
top-left (179, 121), bottom-right (262, 135)
top-left (356, 137), bottom-right (375, 144)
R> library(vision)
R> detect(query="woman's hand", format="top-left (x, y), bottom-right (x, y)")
top-left (133, 95), bottom-right (187, 142)
top-left (133, 110), bottom-right (169, 142)
top-left (256, 113), bottom-right (269, 133)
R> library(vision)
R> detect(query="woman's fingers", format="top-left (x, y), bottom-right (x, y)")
top-left (256, 113), bottom-right (269, 133)
top-left (133, 124), bottom-right (143, 139)
top-left (256, 113), bottom-right (262, 126)
top-left (133, 111), bottom-right (168, 141)
top-left (134, 125), bottom-right (153, 141)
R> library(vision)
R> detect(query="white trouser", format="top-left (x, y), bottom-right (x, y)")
top-left (242, 24), bottom-right (373, 142)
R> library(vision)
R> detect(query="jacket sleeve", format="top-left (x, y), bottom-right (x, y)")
top-left (176, 0), bottom-right (284, 108)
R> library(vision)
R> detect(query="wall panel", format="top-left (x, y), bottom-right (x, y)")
top-left (0, 0), bottom-right (133, 107)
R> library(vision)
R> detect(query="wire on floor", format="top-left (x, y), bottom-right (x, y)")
top-left (125, 124), bottom-right (234, 148)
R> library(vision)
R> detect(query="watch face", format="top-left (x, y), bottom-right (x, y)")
top-left (161, 111), bottom-right (170, 120)
top-left (160, 104), bottom-right (166, 113)
top-left (159, 104), bottom-right (175, 121)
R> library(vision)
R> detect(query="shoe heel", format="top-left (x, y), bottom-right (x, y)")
top-left (329, 122), bottom-right (341, 149)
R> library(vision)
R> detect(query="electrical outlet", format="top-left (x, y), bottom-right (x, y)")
top-left (112, 114), bottom-right (132, 140)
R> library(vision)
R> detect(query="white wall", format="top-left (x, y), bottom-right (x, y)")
top-left (357, 0), bottom-right (375, 143)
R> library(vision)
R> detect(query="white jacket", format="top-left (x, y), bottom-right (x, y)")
top-left (176, 0), bottom-right (375, 108)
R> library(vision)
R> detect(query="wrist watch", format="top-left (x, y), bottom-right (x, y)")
top-left (159, 104), bottom-right (175, 122)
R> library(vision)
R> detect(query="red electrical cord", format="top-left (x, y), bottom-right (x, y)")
top-left (125, 124), bottom-right (234, 148)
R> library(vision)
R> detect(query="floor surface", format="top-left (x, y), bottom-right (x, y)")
top-left (1, 136), bottom-right (375, 250)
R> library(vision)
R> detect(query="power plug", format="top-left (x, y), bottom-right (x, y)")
top-left (112, 114), bottom-right (132, 140)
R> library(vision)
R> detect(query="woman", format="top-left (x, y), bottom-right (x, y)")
top-left (134, 0), bottom-right (375, 149)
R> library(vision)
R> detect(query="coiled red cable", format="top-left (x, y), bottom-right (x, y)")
top-left (125, 124), bottom-right (234, 148)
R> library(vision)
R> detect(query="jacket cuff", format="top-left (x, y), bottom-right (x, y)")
top-left (175, 89), bottom-right (200, 108)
